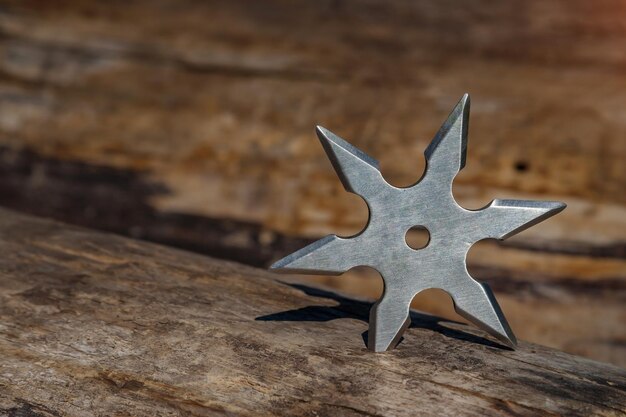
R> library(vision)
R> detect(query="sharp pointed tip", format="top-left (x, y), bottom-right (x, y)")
top-left (315, 125), bottom-right (328, 136)
top-left (314, 124), bottom-right (380, 173)
top-left (270, 252), bottom-right (306, 273)
top-left (540, 201), bottom-right (566, 218)
top-left (424, 93), bottom-right (471, 171)
top-left (493, 199), bottom-right (567, 215)
top-left (269, 260), bottom-right (282, 269)
top-left (485, 317), bottom-right (518, 350)
top-left (315, 125), bottom-right (344, 151)
top-left (315, 125), bottom-right (339, 145)
top-left (269, 257), bottom-right (290, 273)
top-left (505, 334), bottom-right (518, 349)
top-left (315, 125), bottom-right (337, 151)
top-left (492, 324), bottom-right (518, 349)
top-left (451, 92), bottom-right (470, 112)
top-left (551, 201), bottom-right (567, 213)
top-left (453, 93), bottom-right (470, 111)
top-left (268, 235), bottom-right (347, 275)
top-left (315, 125), bottom-right (345, 151)
top-left (453, 282), bottom-right (518, 350)
top-left (270, 244), bottom-right (320, 272)
top-left (487, 199), bottom-right (566, 240)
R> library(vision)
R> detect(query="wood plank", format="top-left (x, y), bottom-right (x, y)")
top-left (0, 208), bottom-right (624, 417)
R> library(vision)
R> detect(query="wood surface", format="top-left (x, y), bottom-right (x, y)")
top-left (0, 208), bottom-right (625, 417)
top-left (0, 0), bottom-right (623, 366)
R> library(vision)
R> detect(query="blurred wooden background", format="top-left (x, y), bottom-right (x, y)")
top-left (0, 0), bottom-right (623, 366)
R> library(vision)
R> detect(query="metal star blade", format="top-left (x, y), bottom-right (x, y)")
top-left (271, 94), bottom-right (566, 352)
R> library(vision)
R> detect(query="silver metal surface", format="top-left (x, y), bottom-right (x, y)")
top-left (271, 94), bottom-right (566, 352)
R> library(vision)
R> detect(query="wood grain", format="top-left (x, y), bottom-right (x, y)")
top-left (0, 208), bottom-right (625, 417)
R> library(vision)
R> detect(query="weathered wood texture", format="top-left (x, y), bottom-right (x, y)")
top-left (0, 0), bottom-right (624, 239)
top-left (0, 0), bottom-right (624, 366)
top-left (0, 209), bottom-right (624, 417)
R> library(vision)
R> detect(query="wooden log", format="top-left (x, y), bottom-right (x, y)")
top-left (0, 209), bottom-right (624, 416)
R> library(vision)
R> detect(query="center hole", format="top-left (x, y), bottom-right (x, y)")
top-left (405, 226), bottom-right (430, 250)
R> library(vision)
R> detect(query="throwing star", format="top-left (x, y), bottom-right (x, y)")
top-left (271, 94), bottom-right (565, 352)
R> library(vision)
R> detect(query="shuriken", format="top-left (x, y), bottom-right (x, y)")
top-left (271, 94), bottom-right (565, 352)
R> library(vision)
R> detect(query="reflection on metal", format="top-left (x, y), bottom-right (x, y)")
top-left (271, 94), bottom-right (565, 352)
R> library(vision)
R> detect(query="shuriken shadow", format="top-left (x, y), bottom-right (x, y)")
top-left (270, 94), bottom-right (565, 352)
top-left (256, 282), bottom-right (511, 351)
